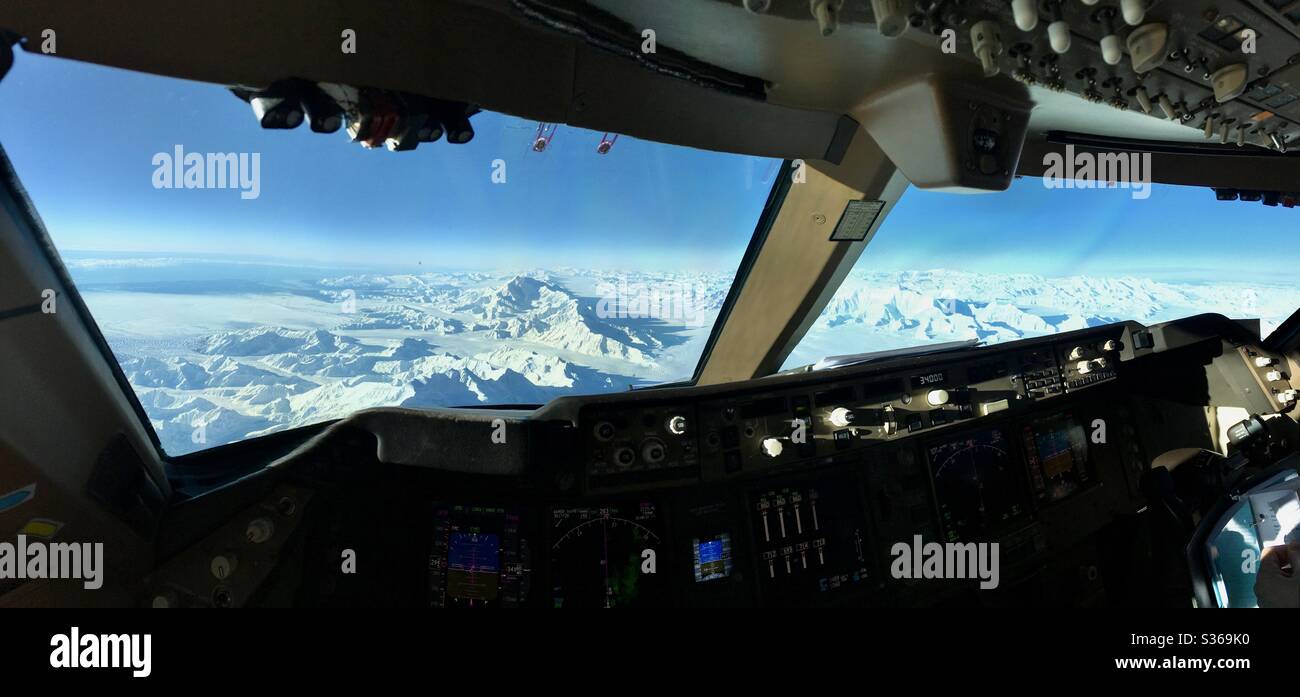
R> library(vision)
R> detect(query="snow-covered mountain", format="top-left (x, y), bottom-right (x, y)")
top-left (76, 263), bottom-right (1297, 455)
top-left (785, 269), bottom-right (1300, 367)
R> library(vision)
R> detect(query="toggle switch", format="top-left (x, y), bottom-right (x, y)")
top-left (810, 0), bottom-right (842, 37)
top-left (1203, 114), bottom-right (1218, 139)
top-left (971, 20), bottom-right (1004, 77)
top-left (871, 0), bottom-right (908, 37)
top-left (1134, 85), bottom-right (1153, 114)
top-left (1156, 93), bottom-right (1176, 120)
top-left (1220, 118), bottom-right (1235, 145)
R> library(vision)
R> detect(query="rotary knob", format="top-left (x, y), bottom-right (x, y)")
top-left (760, 437), bottom-right (784, 458)
top-left (1102, 339), bottom-right (1121, 352)
top-left (828, 407), bottom-right (855, 428)
top-left (926, 389), bottom-right (950, 406)
top-left (1255, 356), bottom-right (1276, 367)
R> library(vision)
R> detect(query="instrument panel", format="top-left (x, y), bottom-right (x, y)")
top-left (412, 325), bottom-right (1168, 607)
top-left (152, 318), bottom-right (1299, 607)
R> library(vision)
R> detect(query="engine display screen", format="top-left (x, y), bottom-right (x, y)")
top-left (428, 503), bottom-right (530, 608)
top-left (1022, 413), bottom-right (1093, 503)
top-left (692, 534), bottom-right (733, 582)
top-left (928, 427), bottom-right (1029, 542)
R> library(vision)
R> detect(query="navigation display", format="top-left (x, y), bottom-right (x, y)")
top-left (928, 427), bottom-right (1029, 542)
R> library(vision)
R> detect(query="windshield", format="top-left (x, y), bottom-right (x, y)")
top-left (0, 53), bottom-right (779, 456)
top-left (784, 179), bottom-right (1300, 369)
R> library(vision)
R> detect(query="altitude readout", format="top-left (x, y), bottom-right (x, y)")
top-left (550, 502), bottom-right (665, 608)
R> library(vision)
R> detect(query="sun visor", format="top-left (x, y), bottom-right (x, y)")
top-left (853, 73), bottom-right (1034, 193)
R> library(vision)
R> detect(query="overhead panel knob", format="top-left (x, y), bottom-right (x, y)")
top-left (1102, 339), bottom-right (1121, 352)
top-left (1267, 370), bottom-right (1283, 382)
top-left (1010, 0), bottom-right (1038, 31)
top-left (1211, 63), bottom-right (1249, 103)
top-left (1048, 21), bottom-right (1071, 54)
top-left (1256, 356), bottom-right (1276, 367)
top-left (1120, 0), bottom-right (1146, 26)
top-left (1127, 23), bottom-right (1169, 73)
top-left (761, 437), bottom-right (784, 458)
top-left (666, 415), bottom-right (688, 435)
top-left (1094, 7), bottom-right (1122, 65)
top-left (926, 389), bottom-right (950, 406)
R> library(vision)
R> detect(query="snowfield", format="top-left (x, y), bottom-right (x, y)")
top-left (70, 259), bottom-right (1298, 455)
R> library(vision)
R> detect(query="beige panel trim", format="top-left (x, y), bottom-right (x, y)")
top-left (697, 127), bottom-right (907, 385)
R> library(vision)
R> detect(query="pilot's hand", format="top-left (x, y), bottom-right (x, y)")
top-left (1254, 543), bottom-right (1300, 608)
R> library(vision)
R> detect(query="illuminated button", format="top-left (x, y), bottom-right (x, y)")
top-left (926, 389), bottom-right (950, 406)
top-left (827, 407), bottom-right (855, 428)
top-left (761, 437), bottom-right (784, 458)
top-left (666, 415), bottom-right (687, 435)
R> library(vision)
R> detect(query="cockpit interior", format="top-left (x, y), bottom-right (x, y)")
top-left (3, 0), bottom-right (1300, 610)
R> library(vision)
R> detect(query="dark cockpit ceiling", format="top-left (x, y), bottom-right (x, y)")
top-left (5, 0), bottom-right (1300, 187)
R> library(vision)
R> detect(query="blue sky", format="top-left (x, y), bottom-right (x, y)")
top-left (869, 171), bottom-right (1300, 283)
top-left (0, 51), bottom-right (779, 272)
top-left (1, 50), bottom-right (1295, 283)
